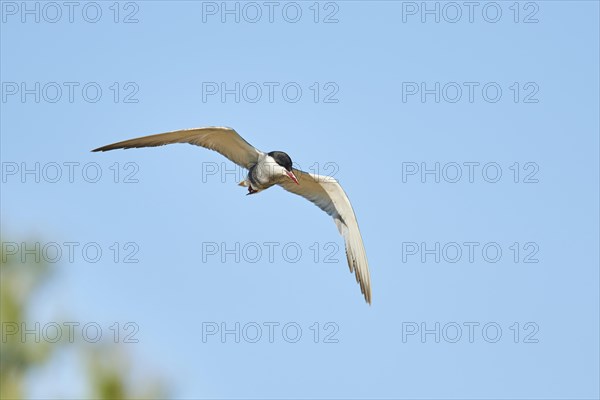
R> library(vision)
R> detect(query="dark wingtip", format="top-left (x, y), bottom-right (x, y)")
top-left (91, 145), bottom-right (113, 152)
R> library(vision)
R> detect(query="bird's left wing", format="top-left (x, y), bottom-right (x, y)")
top-left (92, 126), bottom-right (262, 169)
top-left (278, 169), bottom-right (372, 304)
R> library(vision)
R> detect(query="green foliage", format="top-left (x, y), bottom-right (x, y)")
top-left (0, 240), bottom-right (167, 400)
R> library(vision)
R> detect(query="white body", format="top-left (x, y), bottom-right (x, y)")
top-left (240, 153), bottom-right (288, 193)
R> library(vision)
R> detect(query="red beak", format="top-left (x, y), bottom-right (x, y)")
top-left (286, 170), bottom-right (299, 185)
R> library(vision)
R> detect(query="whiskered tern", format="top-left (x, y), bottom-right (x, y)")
top-left (93, 127), bottom-right (372, 304)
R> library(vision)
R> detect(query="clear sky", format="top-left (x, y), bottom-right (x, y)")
top-left (1, 1), bottom-right (599, 398)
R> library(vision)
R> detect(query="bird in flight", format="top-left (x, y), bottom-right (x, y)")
top-left (92, 127), bottom-right (372, 304)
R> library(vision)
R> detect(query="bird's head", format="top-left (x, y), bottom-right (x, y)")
top-left (268, 151), bottom-right (299, 185)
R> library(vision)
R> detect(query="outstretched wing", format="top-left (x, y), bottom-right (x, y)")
top-left (278, 169), bottom-right (372, 304)
top-left (92, 126), bottom-right (262, 169)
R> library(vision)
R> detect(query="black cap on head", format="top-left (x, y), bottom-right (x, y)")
top-left (268, 151), bottom-right (293, 171)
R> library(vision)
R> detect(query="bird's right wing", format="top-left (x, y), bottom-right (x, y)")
top-left (92, 126), bottom-right (262, 169)
top-left (278, 169), bottom-right (372, 304)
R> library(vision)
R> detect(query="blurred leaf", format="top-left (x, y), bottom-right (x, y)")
top-left (1, 238), bottom-right (167, 399)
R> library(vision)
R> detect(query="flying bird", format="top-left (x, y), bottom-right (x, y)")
top-left (92, 127), bottom-right (372, 304)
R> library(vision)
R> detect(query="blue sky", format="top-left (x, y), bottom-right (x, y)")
top-left (1, 1), bottom-right (599, 398)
